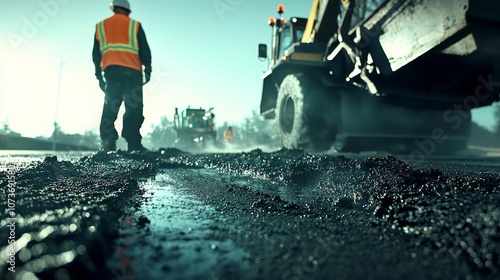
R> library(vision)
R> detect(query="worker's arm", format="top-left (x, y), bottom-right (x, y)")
top-left (92, 31), bottom-right (103, 80)
top-left (92, 30), bottom-right (106, 93)
top-left (137, 24), bottom-right (152, 76)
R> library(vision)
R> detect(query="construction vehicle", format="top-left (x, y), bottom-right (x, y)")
top-left (173, 107), bottom-right (216, 149)
top-left (258, 0), bottom-right (500, 154)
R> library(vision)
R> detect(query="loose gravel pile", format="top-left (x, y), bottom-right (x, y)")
top-left (0, 148), bottom-right (498, 279)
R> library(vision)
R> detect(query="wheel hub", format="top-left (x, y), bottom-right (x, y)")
top-left (280, 96), bottom-right (295, 135)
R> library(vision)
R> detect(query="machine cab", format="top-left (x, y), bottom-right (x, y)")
top-left (258, 14), bottom-right (308, 69)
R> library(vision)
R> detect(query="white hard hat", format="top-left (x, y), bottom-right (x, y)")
top-left (110, 0), bottom-right (131, 11)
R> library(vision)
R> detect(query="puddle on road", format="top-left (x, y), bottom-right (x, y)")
top-left (111, 171), bottom-right (250, 280)
top-left (196, 168), bottom-right (346, 205)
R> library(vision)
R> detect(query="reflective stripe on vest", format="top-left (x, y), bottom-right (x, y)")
top-left (97, 19), bottom-right (139, 55)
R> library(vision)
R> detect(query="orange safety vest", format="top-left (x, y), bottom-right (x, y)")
top-left (224, 129), bottom-right (236, 142)
top-left (96, 14), bottom-right (142, 72)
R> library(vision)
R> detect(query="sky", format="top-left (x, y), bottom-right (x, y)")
top-left (0, 0), bottom-right (497, 139)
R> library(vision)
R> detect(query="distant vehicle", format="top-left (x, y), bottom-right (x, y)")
top-left (258, 0), bottom-right (500, 154)
top-left (173, 107), bottom-right (216, 150)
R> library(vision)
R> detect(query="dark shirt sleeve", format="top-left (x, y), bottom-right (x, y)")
top-left (137, 24), bottom-right (152, 74)
top-left (92, 32), bottom-right (102, 80)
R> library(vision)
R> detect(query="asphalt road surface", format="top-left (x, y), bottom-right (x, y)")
top-left (0, 147), bottom-right (499, 280)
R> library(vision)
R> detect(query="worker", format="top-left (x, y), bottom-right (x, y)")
top-left (92, 0), bottom-right (152, 152)
top-left (223, 127), bottom-right (236, 143)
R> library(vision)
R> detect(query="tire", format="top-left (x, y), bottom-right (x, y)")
top-left (275, 73), bottom-right (339, 152)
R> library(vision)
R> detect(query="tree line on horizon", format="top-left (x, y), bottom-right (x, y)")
top-left (0, 109), bottom-right (281, 151)
top-left (2, 104), bottom-right (500, 150)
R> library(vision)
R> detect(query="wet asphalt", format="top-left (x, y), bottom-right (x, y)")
top-left (0, 148), bottom-right (499, 280)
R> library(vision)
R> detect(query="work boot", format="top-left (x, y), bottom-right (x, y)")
top-left (128, 141), bottom-right (148, 152)
top-left (101, 139), bottom-right (117, 151)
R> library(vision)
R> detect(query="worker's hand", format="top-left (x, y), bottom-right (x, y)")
top-left (98, 79), bottom-right (106, 93)
top-left (143, 72), bottom-right (151, 85)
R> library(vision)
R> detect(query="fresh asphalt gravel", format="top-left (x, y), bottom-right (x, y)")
top-left (0, 148), bottom-right (499, 280)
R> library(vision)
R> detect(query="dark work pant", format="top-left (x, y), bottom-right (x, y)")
top-left (100, 66), bottom-right (144, 144)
